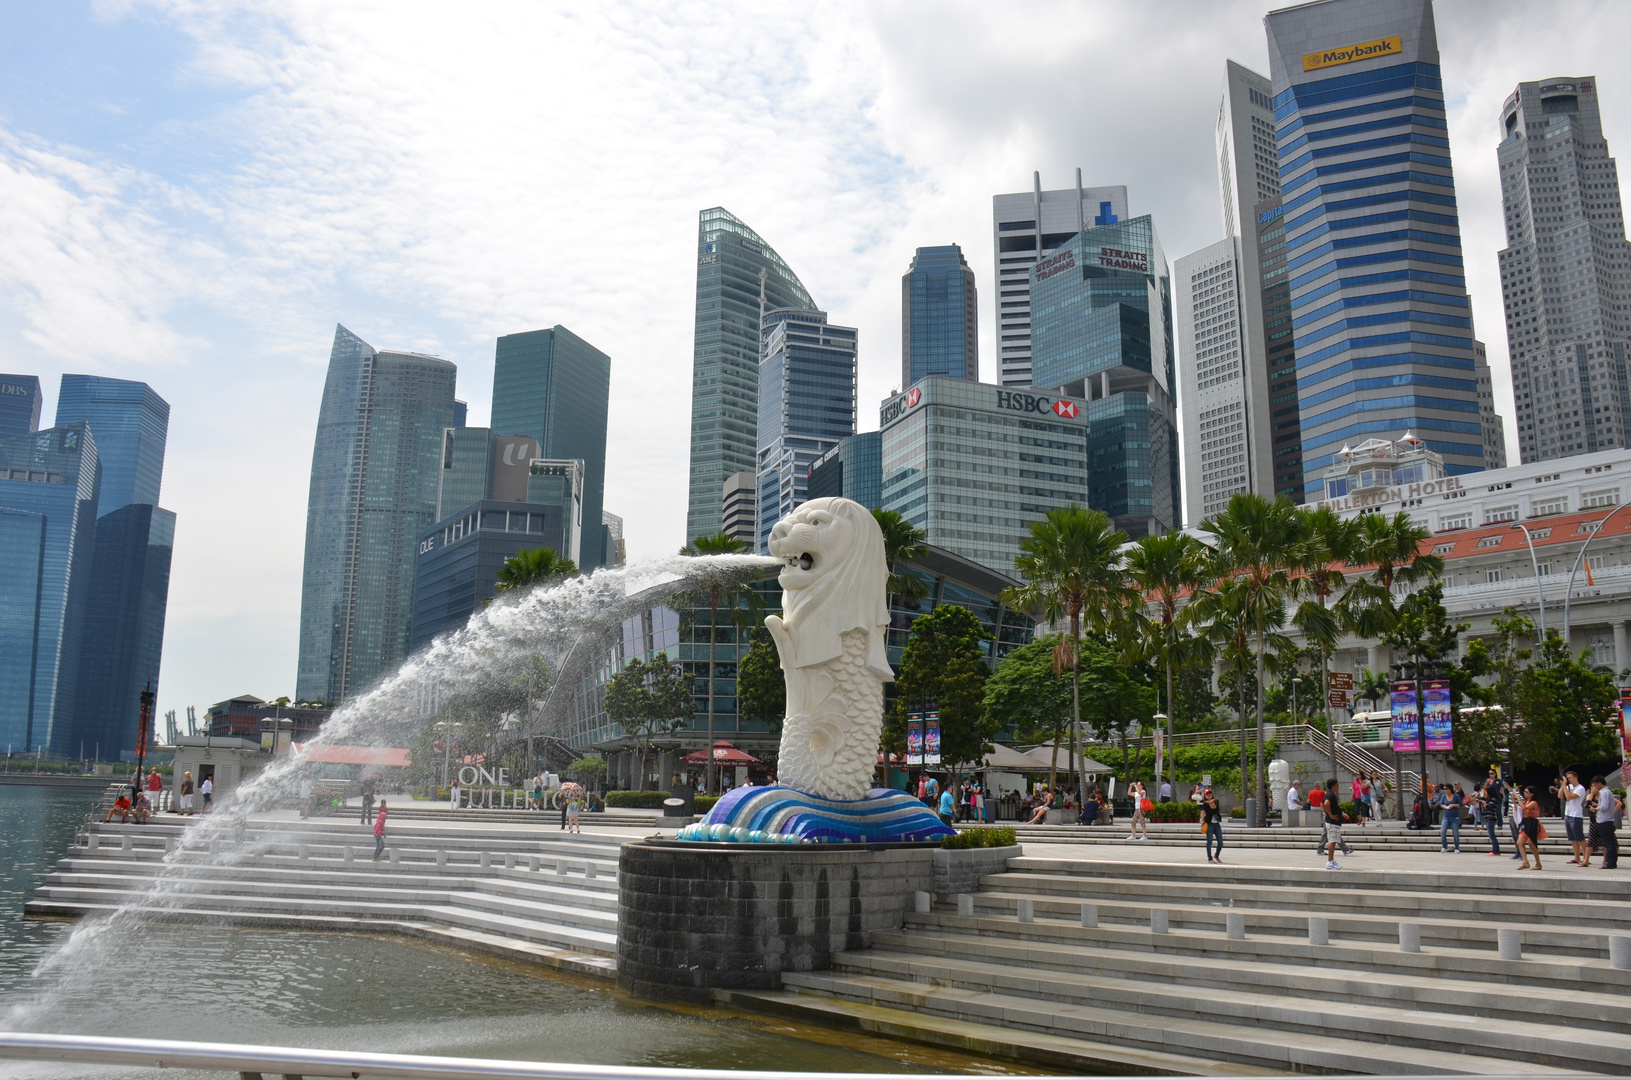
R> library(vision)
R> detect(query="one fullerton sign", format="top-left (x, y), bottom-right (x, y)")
top-left (1303, 35), bottom-right (1401, 72)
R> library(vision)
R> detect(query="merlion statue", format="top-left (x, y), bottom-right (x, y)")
top-left (764, 498), bottom-right (893, 801)
top-left (675, 497), bottom-right (953, 844)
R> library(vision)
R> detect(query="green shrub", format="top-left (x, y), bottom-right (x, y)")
top-left (694, 794), bottom-right (720, 813)
top-left (604, 790), bottom-right (674, 809)
top-left (1147, 801), bottom-right (1201, 822)
top-left (1230, 806), bottom-right (1246, 818)
top-left (941, 826), bottom-right (1017, 849)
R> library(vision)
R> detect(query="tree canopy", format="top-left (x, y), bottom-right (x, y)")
top-left (885, 605), bottom-right (997, 780)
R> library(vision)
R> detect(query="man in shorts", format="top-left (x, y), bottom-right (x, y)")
top-left (1555, 771), bottom-right (1587, 865)
top-left (1321, 780), bottom-right (1345, 870)
top-left (200, 775), bottom-right (214, 813)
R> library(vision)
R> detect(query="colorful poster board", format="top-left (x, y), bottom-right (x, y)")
top-left (1390, 682), bottom-right (1421, 754)
top-left (924, 712), bottom-right (941, 765)
top-left (906, 714), bottom-right (924, 766)
top-left (1422, 680), bottom-right (1453, 752)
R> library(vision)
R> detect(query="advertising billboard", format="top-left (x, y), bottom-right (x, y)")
top-left (1422, 680), bottom-right (1453, 752)
top-left (1390, 682), bottom-right (1420, 754)
top-left (906, 714), bottom-right (924, 766)
top-left (924, 712), bottom-right (941, 765)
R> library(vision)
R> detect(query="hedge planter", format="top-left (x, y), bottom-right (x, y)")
top-left (933, 844), bottom-right (1022, 895)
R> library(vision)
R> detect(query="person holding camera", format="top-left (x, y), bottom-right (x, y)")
top-left (1584, 777), bottom-right (1620, 869)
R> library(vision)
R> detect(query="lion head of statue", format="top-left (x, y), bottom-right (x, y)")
top-left (766, 497), bottom-right (892, 678)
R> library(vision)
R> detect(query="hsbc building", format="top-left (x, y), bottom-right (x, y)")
top-left (878, 376), bottom-right (1092, 575)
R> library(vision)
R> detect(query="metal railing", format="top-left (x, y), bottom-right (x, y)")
top-left (1275, 723), bottom-right (1420, 798)
top-left (0, 1032), bottom-right (1086, 1080)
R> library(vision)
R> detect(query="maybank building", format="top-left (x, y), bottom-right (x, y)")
top-left (879, 377), bottom-right (1090, 576)
top-left (1265, 0), bottom-right (1483, 500)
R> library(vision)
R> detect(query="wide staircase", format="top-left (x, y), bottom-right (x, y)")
top-left (721, 854), bottom-right (1631, 1076)
top-left (25, 816), bottom-right (630, 977)
top-left (1009, 819), bottom-right (1581, 857)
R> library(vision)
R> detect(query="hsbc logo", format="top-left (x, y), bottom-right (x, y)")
top-left (996, 390), bottom-right (1081, 419)
top-left (905, 387), bottom-right (921, 407)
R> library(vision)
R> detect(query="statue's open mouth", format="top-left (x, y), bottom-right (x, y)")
top-left (785, 552), bottom-right (813, 571)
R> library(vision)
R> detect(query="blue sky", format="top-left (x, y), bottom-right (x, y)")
top-left (1, 0), bottom-right (1626, 724)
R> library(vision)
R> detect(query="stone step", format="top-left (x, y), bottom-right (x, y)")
top-left (46, 854), bottom-right (620, 896)
top-left (864, 924), bottom-right (1631, 1018)
top-left (947, 890), bottom-right (1620, 959)
top-left (770, 970), bottom-right (1585, 1075)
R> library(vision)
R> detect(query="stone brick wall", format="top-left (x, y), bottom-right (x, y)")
top-left (618, 841), bottom-right (934, 1000)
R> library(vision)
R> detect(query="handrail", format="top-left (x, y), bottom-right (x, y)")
top-left (0, 1032), bottom-right (1084, 1080)
top-left (1277, 724), bottom-right (1420, 797)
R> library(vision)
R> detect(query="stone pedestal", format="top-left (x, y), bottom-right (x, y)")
top-left (617, 840), bottom-right (935, 1000)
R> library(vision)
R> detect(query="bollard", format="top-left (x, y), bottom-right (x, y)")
top-left (1399, 922), bottom-right (1421, 953)
top-left (1498, 927), bottom-right (1521, 961)
top-left (122, 835), bottom-right (131, 852)
top-left (345, 846), bottom-right (354, 864)
top-left (436, 849), bottom-right (446, 868)
top-left (299, 844), bottom-right (308, 862)
top-left (1611, 936), bottom-right (1631, 971)
top-left (556, 859), bottom-right (567, 877)
top-left (1080, 902), bottom-right (1098, 929)
top-left (529, 855), bottom-right (540, 872)
top-left (504, 853), bottom-right (515, 869)
top-left (585, 862), bottom-right (597, 880)
top-left (1308, 916), bottom-right (1329, 946)
top-left (389, 848), bottom-right (399, 865)
top-left (957, 894), bottom-right (974, 917)
top-left (1017, 899), bottom-right (1035, 924)
top-left (480, 852), bottom-right (490, 869)
top-left (1150, 908), bottom-right (1169, 934)
top-left (913, 891), bottom-right (931, 914)
top-left (1226, 912), bottom-right (1245, 940)
top-left (87, 833), bottom-right (98, 852)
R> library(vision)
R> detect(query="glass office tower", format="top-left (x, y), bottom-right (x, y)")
top-left (1266, 0), bottom-right (1483, 500)
top-left (687, 208), bottom-right (814, 540)
top-left (807, 431), bottom-right (883, 511)
top-left (0, 375), bottom-right (41, 441)
top-left (55, 375), bottom-right (169, 516)
top-left (1029, 215), bottom-right (1181, 535)
top-left (297, 325), bottom-right (457, 703)
top-left (491, 326), bottom-right (610, 568)
top-left (754, 309), bottom-right (857, 552)
top-left (1497, 76), bottom-right (1630, 463)
top-left (0, 424), bottom-right (100, 755)
top-left (901, 245), bottom-right (978, 387)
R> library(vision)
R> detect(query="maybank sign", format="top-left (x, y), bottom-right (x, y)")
top-left (1302, 35), bottom-right (1401, 72)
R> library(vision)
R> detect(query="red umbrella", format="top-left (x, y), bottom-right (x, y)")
top-left (682, 741), bottom-right (761, 766)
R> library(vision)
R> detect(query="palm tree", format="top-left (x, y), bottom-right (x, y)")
top-left (1292, 505), bottom-right (1359, 785)
top-left (492, 547), bottom-right (577, 594)
top-left (1007, 506), bottom-right (1131, 804)
top-left (1345, 511), bottom-right (1444, 641)
top-left (1192, 574), bottom-right (1291, 807)
top-left (676, 532), bottom-right (766, 793)
top-left (1124, 530), bottom-right (1209, 791)
top-left (871, 508), bottom-right (930, 607)
top-left (1201, 493), bottom-right (1307, 823)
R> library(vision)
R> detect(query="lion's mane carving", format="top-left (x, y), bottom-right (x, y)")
top-left (764, 497), bottom-right (892, 801)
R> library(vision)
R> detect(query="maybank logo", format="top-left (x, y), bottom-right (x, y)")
top-left (1302, 35), bottom-right (1401, 72)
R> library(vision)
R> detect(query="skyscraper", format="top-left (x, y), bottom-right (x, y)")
top-left (990, 173), bottom-right (1129, 388)
top-left (297, 325), bottom-right (456, 703)
top-left (0, 423), bottom-right (100, 755)
top-left (1176, 61), bottom-right (1284, 523)
top-left (0, 375), bottom-right (41, 440)
top-left (54, 375), bottom-right (176, 761)
top-left (807, 431), bottom-right (882, 511)
top-left (901, 245), bottom-right (978, 386)
top-left (754, 309), bottom-right (857, 552)
top-left (1496, 76), bottom-right (1630, 463)
top-left (55, 375), bottom-right (169, 516)
top-left (721, 472), bottom-right (756, 547)
top-left (1029, 215), bottom-right (1182, 535)
top-left (687, 208), bottom-right (814, 540)
top-left (1256, 196), bottom-right (1307, 500)
top-left (1474, 340), bottom-right (1509, 469)
top-left (491, 326), bottom-right (611, 568)
top-left (1266, 0), bottom-right (1483, 500)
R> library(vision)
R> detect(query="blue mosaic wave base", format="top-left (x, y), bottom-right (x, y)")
top-left (674, 786), bottom-right (955, 844)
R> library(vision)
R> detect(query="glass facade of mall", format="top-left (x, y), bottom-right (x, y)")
top-left (491, 326), bottom-right (610, 568)
top-left (1028, 215), bottom-right (1181, 534)
top-left (879, 377), bottom-right (1091, 575)
top-left (807, 431), bottom-right (882, 510)
top-left (0, 423), bottom-right (100, 755)
top-left (901, 244), bottom-right (978, 387)
top-left (297, 325), bottom-right (457, 703)
top-left (686, 208), bottom-right (814, 540)
top-left (1266, 0), bottom-right (1483, 499)
top-left (754, 308), bottom-right (857, 552)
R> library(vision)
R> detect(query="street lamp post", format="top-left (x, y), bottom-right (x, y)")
top-left (434, 721), bottom-right (462, 793)
top-left (134, 683), bottom-right (154, 797)
top-left (1291, 677), bottom-right (1301, 733)
top-left (1563, 500), bottom-right (1631, 645)
top-left (1508, 523), bottom-right (1547, 638)
top-left (1152, 712), bottom-right (1167, 794)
